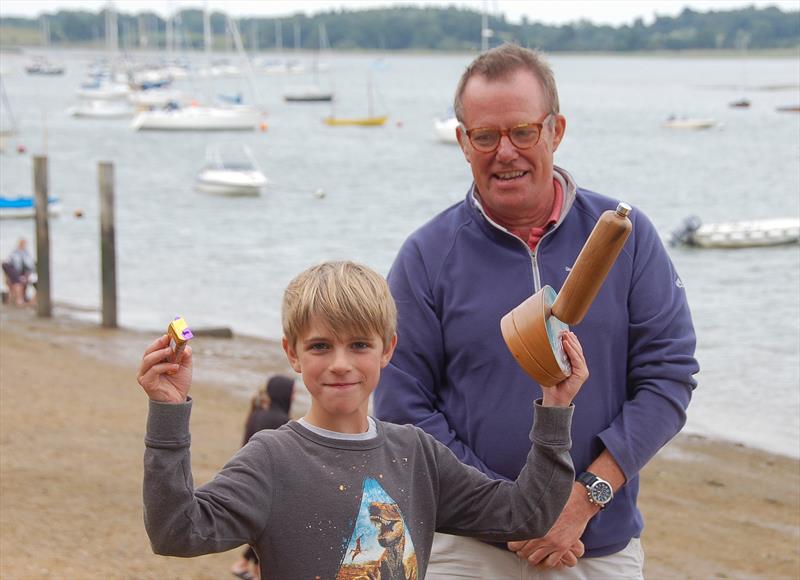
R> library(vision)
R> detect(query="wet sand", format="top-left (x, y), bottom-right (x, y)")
top-left (1, 306), bottom-right (798, 579)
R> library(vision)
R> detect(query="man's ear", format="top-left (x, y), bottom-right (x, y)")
top-left (551, 114), bottom-right (567, 152)
top-left (380, 334), bottom-right (398, 368)
top-left (282, 337), bottom-right (301, 373)
top-left (456, 125), bottom-right (472, 164)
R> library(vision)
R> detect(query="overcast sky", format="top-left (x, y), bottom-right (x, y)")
top-left (1, 0), bottom-right (797, 26)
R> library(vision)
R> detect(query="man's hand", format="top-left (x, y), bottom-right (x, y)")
top-left (508, 482), bottom-right (597, 568)
top-left (137, 334), bottom-right (193, 403)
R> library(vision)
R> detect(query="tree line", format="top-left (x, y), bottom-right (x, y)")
top-left (1, 4), bottom-right (798, 52)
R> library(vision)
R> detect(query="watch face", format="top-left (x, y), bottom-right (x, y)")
top-left (591, 481), bottom-right (613, 504)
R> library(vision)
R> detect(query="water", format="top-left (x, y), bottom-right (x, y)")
top-left (1, 49), bottom-right (799, 458)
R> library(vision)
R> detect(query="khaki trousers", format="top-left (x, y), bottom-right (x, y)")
top-left (424, 533), bottom-right (644, 580)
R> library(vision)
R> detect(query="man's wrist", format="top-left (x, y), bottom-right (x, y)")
top-left (576, 471), bottom-right (614, 510)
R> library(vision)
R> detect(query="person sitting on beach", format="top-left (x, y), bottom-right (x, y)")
top-left (2, 238), bottom-right (35, 307)
top-left (136, 260), bottom-right (588, 579)
top-left (231, 374), bottom-right (295, 580)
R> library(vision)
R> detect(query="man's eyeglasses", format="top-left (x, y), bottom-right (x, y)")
top-left (462, 113), bottom-right (553, 153)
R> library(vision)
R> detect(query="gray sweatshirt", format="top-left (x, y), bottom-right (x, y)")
top-left (143, 399), bottom-right (573, 579)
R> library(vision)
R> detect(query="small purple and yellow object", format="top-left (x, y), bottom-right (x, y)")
top-left (167, 316), bottom-right (193, 362)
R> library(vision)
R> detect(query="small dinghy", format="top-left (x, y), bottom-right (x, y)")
top-left (663, 116), bottom-right (718, 130)
top-left (670, 216), bottom-right (800, 249)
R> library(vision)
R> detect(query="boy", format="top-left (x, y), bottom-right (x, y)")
top-left (137, 261), bottom-right (588, 579)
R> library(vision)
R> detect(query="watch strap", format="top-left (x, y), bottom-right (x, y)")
top-left (577, 471), bottom-right (598, 487)
top-left (577, 471), bottom-right (612, 508)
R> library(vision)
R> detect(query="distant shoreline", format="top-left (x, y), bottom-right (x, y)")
top-left (1, 42), bottom-right (798, 59)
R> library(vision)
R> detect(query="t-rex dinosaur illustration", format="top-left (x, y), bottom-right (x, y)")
top-left (368, 501), bottom-right (412, 580)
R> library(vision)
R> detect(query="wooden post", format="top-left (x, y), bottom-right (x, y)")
top-left (98, 161), bottom-right (117, 328)
top-left (33, 155), bottom-right (52, 318)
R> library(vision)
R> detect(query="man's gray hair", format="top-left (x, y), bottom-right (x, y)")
top-left (453, 43), bottom-right (560, 123)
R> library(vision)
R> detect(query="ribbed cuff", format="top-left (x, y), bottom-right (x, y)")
top-left (531, 400), bottom-right (573, 447)
top-left (145, 398), bottom-right (192, 449)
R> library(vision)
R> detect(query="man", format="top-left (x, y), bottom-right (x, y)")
top-left (374, 44), bottom-right (698, 579)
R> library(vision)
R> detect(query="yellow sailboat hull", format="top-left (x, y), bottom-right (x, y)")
top-left (323, 115), bottom-right (388, 127)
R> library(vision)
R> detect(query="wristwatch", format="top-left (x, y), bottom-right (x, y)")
top-left (577, 471), bottom-right (614, 509)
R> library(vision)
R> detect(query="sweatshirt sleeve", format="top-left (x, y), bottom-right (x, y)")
top-left (598, 211), bottom-right (699, 481)
top-left (143, 399), bottom-right (274, 557)
top-left (433, 402), bottom-right (574, 541)
top-left (375, 238), bottom-right (506, 479)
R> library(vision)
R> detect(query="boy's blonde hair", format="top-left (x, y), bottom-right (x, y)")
top-left (282, 261), bottom-right (397, 348)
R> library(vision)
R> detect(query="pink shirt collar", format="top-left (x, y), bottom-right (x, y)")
top-left (480, 178), bottom-right (564, 251)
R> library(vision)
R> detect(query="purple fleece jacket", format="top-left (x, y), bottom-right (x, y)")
top-left (374, 167), bottom-right (699, 557)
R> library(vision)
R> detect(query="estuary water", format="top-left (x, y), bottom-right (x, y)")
top-left (1, 49), bottom-right (798, 458)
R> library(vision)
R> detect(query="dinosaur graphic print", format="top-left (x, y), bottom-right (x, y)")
top-left (336, 478), bottom-right (418, 580)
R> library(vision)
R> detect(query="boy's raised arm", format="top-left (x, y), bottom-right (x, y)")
top-left (137, 335), bottom-right (273, 558)
top-left (430, 332), bottom-right (587, 541)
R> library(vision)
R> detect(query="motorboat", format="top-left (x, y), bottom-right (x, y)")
top-left (670, 216), bottom-right (800, 249)
top-left (69, 100), bottom-right (133, 119)
top-left (194, 145), bottom-right (267, 196)
top-left (131, 104), bottom-right (263, 131)
top-left (0, 196), bottom-right (62, 219)
top-left (663, 116), bottom-right (718, 130)
top-left (433, 115), bottom-right (459, 144)
top-left (776, 105), bottom-right (800, 113)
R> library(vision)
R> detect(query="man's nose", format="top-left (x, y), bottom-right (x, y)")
top-left (495, 134), bottom-right (519, 161)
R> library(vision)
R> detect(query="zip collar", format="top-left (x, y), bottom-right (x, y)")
top-left (469, 165), bottom-right (578, 238)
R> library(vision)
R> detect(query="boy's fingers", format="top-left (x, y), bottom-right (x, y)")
top-left (138, 345), bottom-right (174, 377)
top-left (142, 335), bottom-right (170, 357)
top-left (138, 361), bottom-right (179, 385)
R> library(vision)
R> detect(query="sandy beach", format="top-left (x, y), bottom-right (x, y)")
top-left (1, 305), bottom-right (798, 580)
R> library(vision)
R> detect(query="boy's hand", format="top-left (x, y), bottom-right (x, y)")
top-left (541, 331), bottom-right (588, 407)
top-left (137, 334), bottom-right (193, 403)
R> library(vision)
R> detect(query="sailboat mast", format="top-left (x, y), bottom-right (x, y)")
top-left (228, 17), bottom-right (264, 109)
top-left (367, 72), bottom-right (373, 118)
top-left (203, 3), bottom-right (212, 57)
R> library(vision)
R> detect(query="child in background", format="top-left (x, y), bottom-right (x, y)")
top-left (242, 374), bottom-right (295, 445)
top-left (136, 261), bottom-right (588, 579)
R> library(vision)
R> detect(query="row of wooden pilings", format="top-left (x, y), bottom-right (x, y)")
top-left (32, 155), bottom-right (118, 328)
